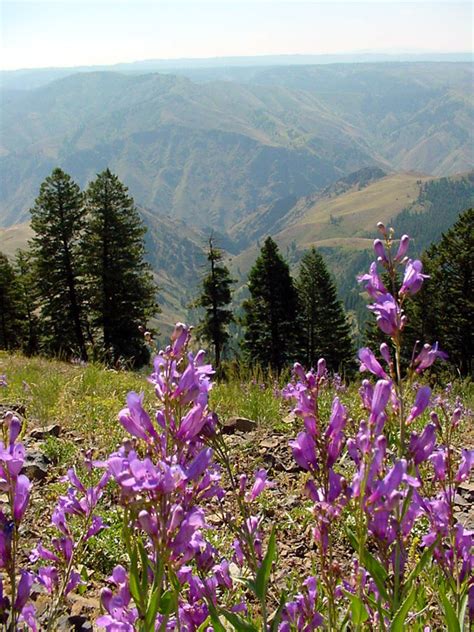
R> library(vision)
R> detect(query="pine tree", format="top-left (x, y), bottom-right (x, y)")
top-left (14, 250), bottom-right (39, 355)
top-left (411, 208), bottom-right (473, 376)
top-left (0, 253), bottom-right (26, 350)
top-left (297, 247), bottom-right (355, 373)
top-left (29, 168), bottom-right (88, 360)
top-left (242, 237), bottom-right (299, 372)
top-left (195, 236), bottom-right (234, 368)
top-left (82, 169), bottom-right (158, 366)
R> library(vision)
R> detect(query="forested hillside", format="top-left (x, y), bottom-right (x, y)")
top-left (2, 169), bottom-right (472, 337)
top-left (230, 170), bottom-right (474, 336)
top-left (390, 173), bottom-right (474, 252)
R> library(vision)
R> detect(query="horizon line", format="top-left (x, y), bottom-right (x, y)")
top-left (2, 49), bottom-right (473, 73)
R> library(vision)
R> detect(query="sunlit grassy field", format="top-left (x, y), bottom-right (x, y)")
top-left (2, 351), bottom-right (472, 457)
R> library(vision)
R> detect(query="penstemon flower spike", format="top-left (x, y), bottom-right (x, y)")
top-left (0, 225), bottom-right (471, 631)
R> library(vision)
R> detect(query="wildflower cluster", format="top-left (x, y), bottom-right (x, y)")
top-left (279, 225), bottom-right (473, 628)
top-left (30, 465), bottom-right (109, 630)
top-left (98, 324), bottom-right (235, 630)
top-left (282, 360), bottom-right (348, 627)
top-left (0, 225), bottom-right (472, 630)
top-left (0, 412), bottom-right (36, 630)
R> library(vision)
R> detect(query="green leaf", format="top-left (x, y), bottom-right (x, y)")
top-left (137, 538), bottom-right (150, 594)
top-left (363, 550), bottom-right (390, 603)
top-left (343, 590), bottom-right (369, 625)
top-left (207, 601), bottom-right (226, 632)
top-left (439, 590), bottom-right (461, 632)
top-left (364, 592), bottom-right (390, 620)
top-left (145, 586), bottom-right (162, 629)
top-left (129, 546), bottom-right (144, 611)
top-left (221, 609), bottom-right (259, 631)
top-left (345, 527), bottom-right (359, 553)
top-left (157, 590), bottom-right (177, 616)
top-left (404, 542), bottom-right (436, 596)
top-left (254, 526), bottom-right (277, 601)
top-left (145, 588), bottom-right (176, 630)
top-left (270, 590), bottom-right (287, 632)
top-left (345, 527), bottom-right (389, 603)
top-left (167, 567), bottom-right (181, 593)
top-left (197, 618), bottom-right (212, 631)
top-left (78, 565), bottom-right (89, 595)
top-left (458, 589), bottom-right (469, 632)
top-left (390, 585), bottom-right (416, 632)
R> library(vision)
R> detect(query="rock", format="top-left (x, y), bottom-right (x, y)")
top-left (57, 615), bottom-right (93, 631)
top-left (454, 493), bottom-right (469, 507)
top-left (221, 416), bottom-right (257, 434)
top-left (273, 458), bottom-right (300, 473)
top-left (22, 450), bottom-right (50, 481)
top-left (262, 453), bottom-right (275, 470)
top-left (457, 481), bottom-right (474, 501)
top-left (229, 562), bottom-right (240, 580)
top-left (282, 412), bottom-right (297, 425)
top-left (462, 508), bottom-right (474, 529)
top-left (206, 513), bottom-right (222, 526)
top-left (284, 494), bottom-right (299, 508)
top-left (69, 594), bottom-right (100, 617)
top-left (260, 437), bottom-right (280, 449)
top-left (0, 403), bottom-right (26, 418)
top-left (29, 424), bottom-right (61, 439)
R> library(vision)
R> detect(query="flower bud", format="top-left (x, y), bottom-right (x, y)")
top-left (373, 239), bottom-right (388, 262)
top-left (430, 411), bottom-right (440, 429)
top-left (316, 358), bottom-right (326, 378)
top-left (395, 234), bottom-right (410, 261)
top-left (293, 362), bottom-right (306, 381)
top-left (171, 322), bottom-right (188, 356)
top-left (380, 343), bottom-right (391, 365)
top-left (451, 408), bottom-right (462, 428)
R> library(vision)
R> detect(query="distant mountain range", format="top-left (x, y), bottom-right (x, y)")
top-left (2, 52), bottom-right (472, 90)
top-left (1, 62), bottom-right (473, 231)
top-left (0, 60), bottom-right (473, 334)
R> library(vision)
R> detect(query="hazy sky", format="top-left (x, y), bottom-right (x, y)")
top-left (1, 1), bottom-right (472, 71)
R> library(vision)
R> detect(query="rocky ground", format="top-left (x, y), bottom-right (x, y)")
top-left (2, 404), bottom-right (473, 631)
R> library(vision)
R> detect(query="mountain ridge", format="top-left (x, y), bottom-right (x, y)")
top-left (1, 63), bottom-right (472, 230)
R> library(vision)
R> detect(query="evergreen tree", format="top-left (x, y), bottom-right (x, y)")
top-left (82, 169), bottom-right (158, 366)
top-left (14, 250), bottom-right (39, 355)
top-left (0, 253), bottom-right (26, 350)
top-left (195, 236), bottom-right (234, 368)
top-left (29, 168), bottom-right (88, 360)
top-left (411, 208), bottom-right (473, 376)
top-left (242, 237), bottom-right (299, 372)
top-left (297, 247), bottom-right (355, 373)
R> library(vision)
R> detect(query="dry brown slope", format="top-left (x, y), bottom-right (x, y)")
top-left (230, 172), bottom-right (433, 279)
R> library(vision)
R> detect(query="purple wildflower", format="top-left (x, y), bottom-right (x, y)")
top-left (358, 347), bottom-right (389, 379)
top-left (455, 449), bottom-right (474, 482)
top-left (406, 386), bottom-right (431, 424)
top-left (357, 262), bottom-right (387, 299)
top-left (409, 423), bottom-right (436, 465)
top-left (400, 259), bottom-right (429, 295)
top-left (373, 239), bottom-right (388, 263)
top-left (414, 342), bottom-right (448, 372)
top-left (367, 293), bottom-right (403, 336)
